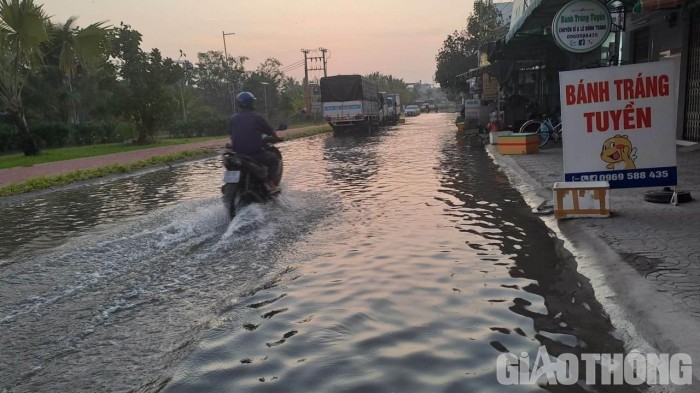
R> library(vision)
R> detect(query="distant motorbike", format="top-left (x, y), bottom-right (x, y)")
top-left (221, 124), bottom-right (286, 219)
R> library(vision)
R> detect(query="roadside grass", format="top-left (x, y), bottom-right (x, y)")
top-left (0, 124), bottom-right (332, 197)
top-left (0, 136), bottom-right (224, 169)
top-left (0, 148), bottom-right (217, 197)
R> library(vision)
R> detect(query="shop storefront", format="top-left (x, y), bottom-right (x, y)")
top-left (500, 0), bottom-right (699, 141)
top-left (684, 9), bottom-right (700, 141)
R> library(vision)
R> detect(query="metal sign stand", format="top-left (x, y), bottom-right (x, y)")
top-left (671, 186), bottom-right (679, 206)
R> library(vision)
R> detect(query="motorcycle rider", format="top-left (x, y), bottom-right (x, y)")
top-left (228, 91), bottom-right (284, 191)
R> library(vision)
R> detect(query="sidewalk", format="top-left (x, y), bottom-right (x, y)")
top-left (487, 143), bottom-right (700, 370)
top-left (0, 138), bottom-right (227, 187)
top-left (0, 126), bottom-right (325, 187)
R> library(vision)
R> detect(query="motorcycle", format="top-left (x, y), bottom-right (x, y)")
top-left (221, 124), bottom-right (286, 219)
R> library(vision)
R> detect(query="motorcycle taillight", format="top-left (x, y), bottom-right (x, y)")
top-left (222, 154), bottom-right (242, 170)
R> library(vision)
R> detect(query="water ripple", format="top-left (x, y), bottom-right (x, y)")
top-left (1, 115), bottom-right (639, 392)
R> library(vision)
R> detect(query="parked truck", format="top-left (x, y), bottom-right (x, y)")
top-left (378, 92), bottom-right (388, 126)
top-left (320, 75), bottom-right (381, 131)
top-left (376, 92), bottom-right (400, 126)
top-left (386, 93), bottom-right (401, 125)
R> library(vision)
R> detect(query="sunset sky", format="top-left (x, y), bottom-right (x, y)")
top-left (44, 0), bottom-right (477, 86)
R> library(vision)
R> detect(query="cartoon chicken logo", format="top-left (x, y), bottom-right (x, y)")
top-left (600, 134), bottom-right (637, 170)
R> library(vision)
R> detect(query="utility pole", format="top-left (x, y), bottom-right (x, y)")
top-left (301, 48), bottom-right (328, 114)
top-left (320, 48), bottom-right (328, 77)
top-left (301, 49), bottom-right (310, 115)
top-left (222, 31), bottom-right (236, 113)
top-left (177, 50), bottom-right (188, 121)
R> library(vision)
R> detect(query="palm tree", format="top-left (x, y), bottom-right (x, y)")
top-left (0, 0), bottom-right (49, 155)
top-left (47, 16), bottom-right (109, 124)
top-left (0, 0), bottom-right (109, 155)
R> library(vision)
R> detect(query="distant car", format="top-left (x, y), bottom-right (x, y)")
top-left (405, 105), bottom-right (420, 116)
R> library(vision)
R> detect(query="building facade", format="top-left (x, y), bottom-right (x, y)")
top-left (474, 0), bottom-right (699, 141)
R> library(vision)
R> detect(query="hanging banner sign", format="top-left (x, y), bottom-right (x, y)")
top-left (463, 99), bottom-right (481, 120)
top-left (559, 61), bottom-right (678, 188)
top-left (552, 0), bottom-right (612, 53)
top-left (482, 74), bottom-right (499, 101)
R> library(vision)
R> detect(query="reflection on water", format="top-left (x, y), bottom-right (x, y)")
top-left (1, 115), bottom-right (640, 392)
top-left (162, 117), bottom-right (638, 393)
top-left (323, 134), bottom-right (381, 195)
top-left (0, 160), bottom-right (221, 263)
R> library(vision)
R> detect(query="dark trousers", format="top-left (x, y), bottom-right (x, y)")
top-left (250, 150), bottom-right (279, 182)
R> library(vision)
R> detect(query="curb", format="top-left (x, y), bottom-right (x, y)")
top-left (0, 125), bottom-right (332, 198)
top-left (0, 152), bottom-right (218, 207)
top-left (485, 145), bottom-right (700, 383)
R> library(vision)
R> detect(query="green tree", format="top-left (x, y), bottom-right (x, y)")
top-left (110, 23), bottom-right (181, 144)
top-left (466, 1), bottom-right (507, 46)
top-left (434, 0), bottom-right (506, 95)
top-left (191, 50), bottom-right (247, 117)
top-left (49, 17), bottom-right (109, 123)
top-left (254, 58), bottom-right (284, 85)
top-left (24, 50), bottom-right (118, 124)
top-left (243, 58), bottom-right (285, 120)
top-left (25, 16), bottom-right (110, 124)
top-left (365, 72), bottom-right (418, 104)
top-left (0, 0), bottom-right (108, 155)
top-left (0, 0), bottom-right (48, 155)
top-left (73, 59), bottom-right (120, 122)
top-left (278, 76), bottom-right (303, 118)
top-left (434, 33), bottom-right (474, 94)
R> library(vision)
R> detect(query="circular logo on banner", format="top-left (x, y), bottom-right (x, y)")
top-left (552, 0), bottom-right (612, 53)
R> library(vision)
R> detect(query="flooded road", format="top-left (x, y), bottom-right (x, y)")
top-left (1, 114), bottom-right (637, 392)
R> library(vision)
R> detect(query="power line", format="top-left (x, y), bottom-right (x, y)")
top-left (301, 48), bottom-right (328, 114)
top-left (282, 59), bottom-right (304, 66)
top-left (281, 60), bottom-right (304, 69)
top-left (280, 60), bottom-right (304, 73)
top-left (281, 64), bottom-right (304, 74)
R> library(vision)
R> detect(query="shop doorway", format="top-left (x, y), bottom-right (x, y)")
top-left (684, 10), bottom-right (700, 141)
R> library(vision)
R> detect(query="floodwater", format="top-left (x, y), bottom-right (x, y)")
top-left (0, 114), bottom-right (639, 392)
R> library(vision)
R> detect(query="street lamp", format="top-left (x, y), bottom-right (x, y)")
top-left (177, 50), bottom-right (188, 121)
top-left (260, 82), bottom-right (269, 119)
top-left (222, 31), bottom-right (235, 113)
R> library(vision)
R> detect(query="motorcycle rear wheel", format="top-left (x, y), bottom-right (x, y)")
top-left (222, 183), bottom-right (240, 219)
top-left (275, 159), bottom-right (284, 187)
top-left (269, 147), bottom-right (284, 187)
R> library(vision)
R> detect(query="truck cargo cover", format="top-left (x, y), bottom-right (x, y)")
top-left (320, 75), bottom-right (378, 102)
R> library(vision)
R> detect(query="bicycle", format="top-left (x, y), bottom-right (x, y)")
top-left (517, 115), bottom-right (563, 148)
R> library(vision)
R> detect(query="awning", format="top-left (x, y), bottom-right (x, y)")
top-left (634, 0), bottom-right (689, 12)
top-left (506, 0), bottom-right (635, 43)
top-left (456, 60), bottom-right (545, 84)
top-left (457, 62), bottom-right (516, 83)
top-left (456, 66), bottom-right (489, 80)
top-left (507, 0), bottom-right (571, 42)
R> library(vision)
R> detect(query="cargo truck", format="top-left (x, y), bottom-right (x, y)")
top-left (376, 92), bottom-right (400, 125)
top-left (386, 93), bottom-right (401, 125)
top-left (378, 92), bottom-right (388, 126)
top-left (320, 75), bottom-right (381, 131)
